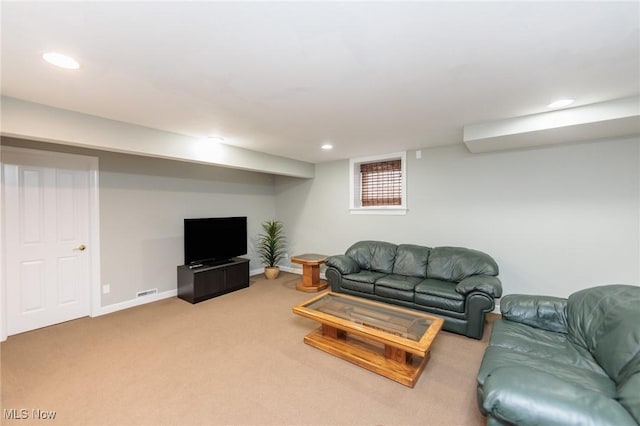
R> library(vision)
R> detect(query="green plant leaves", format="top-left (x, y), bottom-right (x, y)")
top-left (257, 220), bottom-right (287, 267)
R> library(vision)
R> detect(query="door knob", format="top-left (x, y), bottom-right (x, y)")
top-left (75, 244), bottom-right (86, 251)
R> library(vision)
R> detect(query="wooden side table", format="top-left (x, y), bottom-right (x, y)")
top-left (291, 253), bottom-right (329, 293)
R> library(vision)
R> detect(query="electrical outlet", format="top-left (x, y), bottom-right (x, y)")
top-left (102, 284), bottom-right (110, 294)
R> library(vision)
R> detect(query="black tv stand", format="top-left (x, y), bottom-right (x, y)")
top-left (200, 258), bottom-right (233, 267)
top-left (178, 257), bottom-right (249, 304)
top-left (188, 259), bottom-right (230, 269)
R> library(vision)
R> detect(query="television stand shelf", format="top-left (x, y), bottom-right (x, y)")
top-left (177, 257), bottom-right (249, 304)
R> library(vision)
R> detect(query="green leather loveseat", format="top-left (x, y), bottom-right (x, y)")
top-left (325, 240), bottom-right (502, 339)
top-left (477, 284), bottom-right (640, 426)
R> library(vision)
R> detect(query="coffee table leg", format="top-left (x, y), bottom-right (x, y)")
top-left (322, 324), bottom-right (345, 339)
top-left (322, 327), bottom-right (413, 363)
top-left (384, 345), bottom-right (413, 363)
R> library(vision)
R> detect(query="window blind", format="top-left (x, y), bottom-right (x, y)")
top-left (360, 159), bottom-right (402, 206)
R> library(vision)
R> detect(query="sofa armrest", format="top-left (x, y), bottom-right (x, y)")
top-left (481, 367), bottom-right (638, 426)
top-left (456, 275), bottom-right (502, 298)
top-left (500, 294), bottom-right (568, 333)
top-left (325, 255), bottom-right (360, 275)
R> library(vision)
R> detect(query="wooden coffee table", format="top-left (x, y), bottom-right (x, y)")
top-left (290, 253), bottom-right (328, 292)
top-left (293, 292), bottom-right (444, 387)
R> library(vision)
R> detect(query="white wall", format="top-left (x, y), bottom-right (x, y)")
top-left (97, 151), bottom-right (277, 306)
top-left (2, 138), bottom-right (278, 307)
top-left (275, 138), bottom-right (640, 298)
top-left (1, 96), bottom-right (315, 178)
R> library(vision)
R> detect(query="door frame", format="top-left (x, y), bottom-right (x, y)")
top-left (1, 146), bottom-right (101, 341)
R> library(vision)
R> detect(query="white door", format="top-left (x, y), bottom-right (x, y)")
top-left (3, 147), bottom-right (97, 335)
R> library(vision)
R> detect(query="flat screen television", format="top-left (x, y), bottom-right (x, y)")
top-left (184, 217), bottom-right (247, 266)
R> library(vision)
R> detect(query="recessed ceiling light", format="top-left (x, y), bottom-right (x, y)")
top-left (547, 99), bottom-right (575, 109)
top-left (321, 144), bottom-right (333, 150)
top-left (42, 52), bottom-right (80, 70)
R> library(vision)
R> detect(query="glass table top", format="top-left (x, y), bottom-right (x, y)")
top-left (300, 293), bottom-right (436, 342)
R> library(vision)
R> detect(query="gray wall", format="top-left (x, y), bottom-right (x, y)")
top-left (275, 137), bottom-right (640, 298)
top-left (2, 138), bottom-right (277, 306)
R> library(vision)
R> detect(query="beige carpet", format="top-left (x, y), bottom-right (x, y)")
top-left (1, 272), bottom-right (490, 425)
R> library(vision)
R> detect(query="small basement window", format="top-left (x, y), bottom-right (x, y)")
top-left (349, 152), bottom-right (407, 215)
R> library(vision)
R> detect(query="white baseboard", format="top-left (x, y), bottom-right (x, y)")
top-left (250, 266), bottom-right (300, 277)
top-left (279, 265), bottom-right (301, 274)
top-left (250, 266), bottom-right (298, 277)
top-left (250, 267), bottom-right (265, 276)
top-left (97, 266), bottom-right (307, 318)
top-left (251, 266), bottom-right (312, 276)
top-left (93, 289), bottom-right (177, 317)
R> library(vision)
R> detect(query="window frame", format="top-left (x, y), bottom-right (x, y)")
top-left (349, 151), bottom-right (407, 215)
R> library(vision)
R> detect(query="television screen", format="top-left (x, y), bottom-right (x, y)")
top-left (184, 217), bottom-right (247, 266)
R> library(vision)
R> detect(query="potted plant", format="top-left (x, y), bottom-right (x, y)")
top-left (257, 219), bottom-right (287, 279)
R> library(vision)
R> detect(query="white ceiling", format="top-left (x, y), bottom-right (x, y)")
top-left (1, 1), bottom-right (639, 164)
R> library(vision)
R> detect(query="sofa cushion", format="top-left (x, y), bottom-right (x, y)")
top-left (488, 319), bottom-right (604, 374)
top-left (427, 246), bottom-right (498, 282)
top-left (341, 280), bottom-right (374, 294)
top-left (341, 273), bottom-right (386, 294)
top-left (346, 241), bottom-right (397, 273)
top-left (415, 279), bottom-right (464, 300)
top-left (370, 241), bottom-right (397, 273)
top-left (376, 274), bottom-right (423, 291)
top-left (414, 293), bottom-right (465, 313)
top-left (566, 285), bottom-right (640, 383)
top-left (618, 372), bottom-right (640, 424)
top-left (345, 241), bottom-right (375, 270)
top-left (392, 244), bottom-right (430, 278)
top-left (415, 279), bottom-right (465, 312)
top-left (374, 274), bottom-right (423, 303)
top-left (477, 345), bottom-right (615, 396)
top-left (375, 286), bottom-right (414, 302)
top-left (500, 294), bottom-right (568, 333)
top-left (344, 271), bottom-right (387, 284)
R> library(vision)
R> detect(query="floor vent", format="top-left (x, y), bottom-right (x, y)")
top-left (136, 288), bottom-right (158, 298)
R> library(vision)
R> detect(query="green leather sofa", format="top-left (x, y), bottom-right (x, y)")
top-left (325, 240), bottom-right (502, 339)
top-left (477, 284), bottom-right (640, 426)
